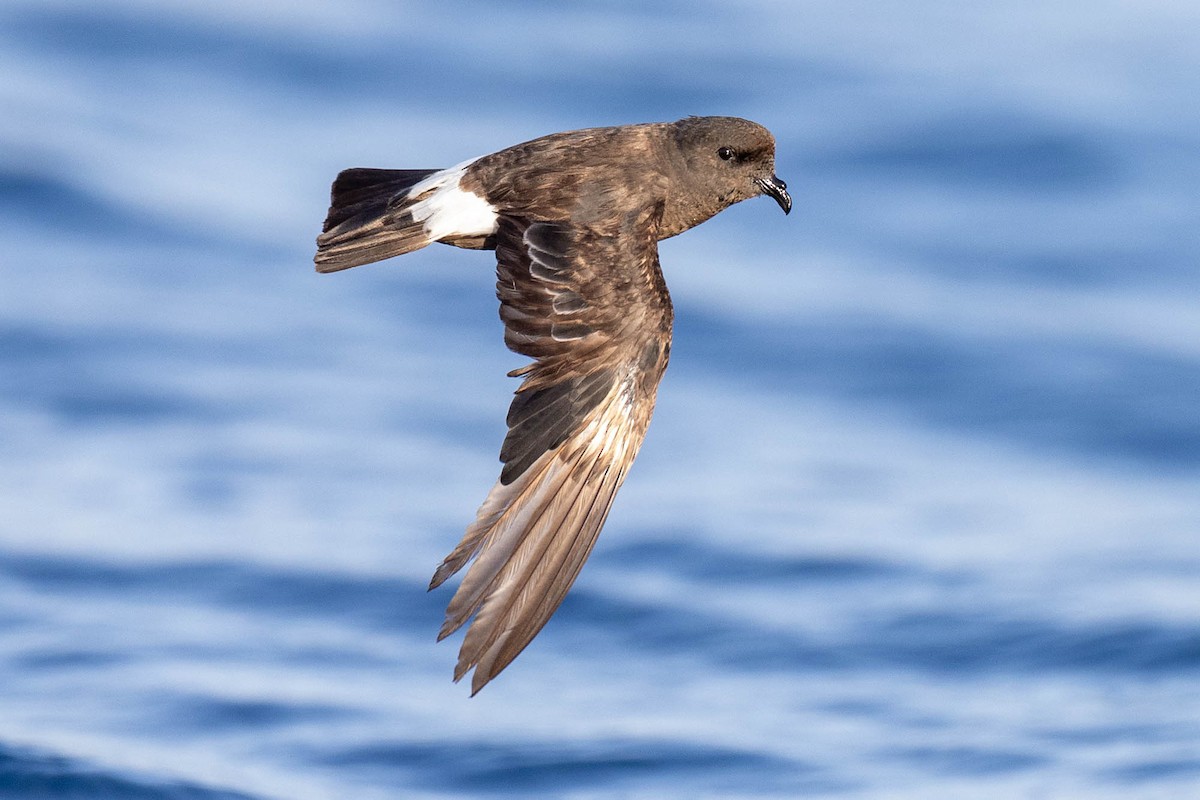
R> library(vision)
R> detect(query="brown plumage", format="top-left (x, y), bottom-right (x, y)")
top-left (315, 116), bottom-right (790, 694)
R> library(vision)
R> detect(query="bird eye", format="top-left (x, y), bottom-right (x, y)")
top-left (717, 146), bottom-right (735, 161)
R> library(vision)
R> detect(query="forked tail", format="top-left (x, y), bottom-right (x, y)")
top-left (314, 168), bottom-right (439, 273)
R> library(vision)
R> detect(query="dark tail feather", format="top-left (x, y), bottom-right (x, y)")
top-left (314, 168), bottom-right (439, 273)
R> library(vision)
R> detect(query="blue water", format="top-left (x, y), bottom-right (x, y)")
top-left (2, 2), bottom-right (1199, 798)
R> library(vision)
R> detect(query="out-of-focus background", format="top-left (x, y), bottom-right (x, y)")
top-left (2, 2), bottom-right (1198, 798)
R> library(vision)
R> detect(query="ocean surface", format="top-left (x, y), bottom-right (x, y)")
top-left (2, 1), bottom-right (1199, 798)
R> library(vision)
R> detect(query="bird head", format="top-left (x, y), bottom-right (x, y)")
top-left (669, 116), bottom-right (791, 217)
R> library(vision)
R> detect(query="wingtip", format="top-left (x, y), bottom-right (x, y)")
top-left (428, 562), bottom-right (454, 591)
top-left (453, 669), bottom-right (487, 698)
top-left (469, 668), bottom-right (493, 696)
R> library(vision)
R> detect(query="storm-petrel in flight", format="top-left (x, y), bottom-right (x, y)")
top-left (315, 116), bottom-right (791, 693)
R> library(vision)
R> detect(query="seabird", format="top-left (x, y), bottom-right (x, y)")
top-left (315, 116), bottom-right (791, 693)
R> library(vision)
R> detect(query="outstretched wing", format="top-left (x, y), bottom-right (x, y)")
top-left (429, 206), bottom-right (674, 694)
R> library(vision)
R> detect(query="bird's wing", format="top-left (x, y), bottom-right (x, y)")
top-left (429, 205), bottom-right (674, 694)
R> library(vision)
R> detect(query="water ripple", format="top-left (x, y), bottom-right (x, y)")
top-left (0, 742), bottom-right (260, 800)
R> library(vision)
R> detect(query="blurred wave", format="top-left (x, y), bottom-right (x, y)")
top-left (0, 742), bottom-right (260, 800)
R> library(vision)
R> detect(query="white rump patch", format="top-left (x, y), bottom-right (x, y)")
top-left (406, 157), bottom-right (498, 242)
